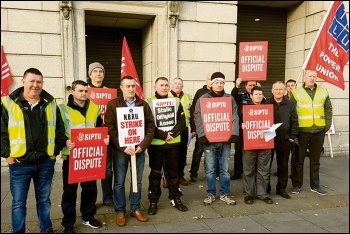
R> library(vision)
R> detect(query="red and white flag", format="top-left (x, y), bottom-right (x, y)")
top-left (121, 37), bottom-right (145, 99)
top-left (1, 46), bottom-right (14, 96)
top-left (302, 1), bottom-right (349, 90)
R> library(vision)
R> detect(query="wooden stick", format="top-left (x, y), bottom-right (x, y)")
top-left (327, 133), bottom-right (333, 158)
top-left (130, 145), bottom-right (138, 193)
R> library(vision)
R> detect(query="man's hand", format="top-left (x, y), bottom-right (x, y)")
top-left (135, 146), bottom-right (143, 154)
top-left (124, 146), bottom-right (136, 156)
top-left (6, 157), bottom-right (17, 165)
top-left (191, 132), bottom-right (197, 139)
top-left (66, 139), bottom-right (75, 150)
top-left (104, 135), bottom-right (110, 145)
top-left (165, 132), bottom-right (173, 141)
top-left (236, 78), bottom-right (242, 88)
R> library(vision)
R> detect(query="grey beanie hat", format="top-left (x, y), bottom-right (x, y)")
top-left (88, 62), bottom-right (105, 76)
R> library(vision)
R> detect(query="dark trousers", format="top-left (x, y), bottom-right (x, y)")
top-left (189, 136), bottom-right (204, 179)
top-left (292, 131), bottom-right (325, 189)
top-left (163, 130), bottom-right (189, 179)
top-left (61, 159), bottom-right (97, 228)
top-left (178, 130), bottom-right (189, 178)
top-left (148, 146), bottom-right (183, 202)
top-left (233, 129), bottom-right (243, 176)
top-left (275, 139), bottom-right (292, 192)
top-left (101, 146), bottom-right (114, 204)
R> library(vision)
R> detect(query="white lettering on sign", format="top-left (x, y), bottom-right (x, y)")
top-left (96, 93), bottom-right (112, 99)
top-left (247, 130), bottom-right (265, 139)
top-left (245, 120), bottom-right (271, 130)
top-left (84, 133), bottom-right (101, 141)
top-left (205, 122), bottom-right (230, 132)
top-left (211, 102), bottom-right (226, 108)
top-left (74, 158), bottom-right (102, 170)
top-left (72, 146), bottom-right (104, 159)
top-left (203, 113), bottom-right (230, 122)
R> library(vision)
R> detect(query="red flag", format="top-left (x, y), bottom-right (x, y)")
top-left (121, 37), bottom-right (145, 99)
top-left (302, 1), bottom-right (349, 90)
top-left (1, 46), bottom-right (14, 96)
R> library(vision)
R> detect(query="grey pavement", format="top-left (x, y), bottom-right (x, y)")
top-left (1, 152), bottom-right (349, 233)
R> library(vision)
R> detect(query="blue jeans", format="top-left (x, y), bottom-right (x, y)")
top-left (203, 143), bottom-right (231, 196)
top-left (101, 147), bottom-right (114, 204)
top-left (112, 150), bottom-right (145, 214)
top-left (9, 158), bottom-right (56, 233)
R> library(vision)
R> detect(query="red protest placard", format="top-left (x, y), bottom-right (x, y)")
top-left (69, 127), bottom-right (108, 184)
top-left (200, 97), bottom-right (232, 143)
top-left (243, 104), bottom-right (274, 150)
top-left (239, 41), bottom-right (268, 81)
top-left (87, 88), bottom-right (117, 125)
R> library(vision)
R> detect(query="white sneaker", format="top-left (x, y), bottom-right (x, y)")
top-left (204, 194), bottom-right (215, 205)
top-left (220, 194), bottom-right (236, 205)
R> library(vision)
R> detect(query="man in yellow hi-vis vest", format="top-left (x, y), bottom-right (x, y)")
top-left (162, 77), bottom-right (193, 187)
top-left (145, 77), bottom-right (188, 215)
top-left (59, 80), bottom-right (109, 233)
top-left (1, 68), bottom-right (66, 233)
top-left (290, 70), bottom-right (333, 196)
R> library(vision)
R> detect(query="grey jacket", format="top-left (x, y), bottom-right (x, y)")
top-left (194, 91), bottom-right (239, 140)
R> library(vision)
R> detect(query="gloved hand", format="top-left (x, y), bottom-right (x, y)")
top-left (228, 135), bottom-right (239, 143)
top-left (198, 136), bottom-right (209, 145)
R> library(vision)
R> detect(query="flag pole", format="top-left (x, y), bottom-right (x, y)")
top-left (302, 1), bottom-right (335, 70)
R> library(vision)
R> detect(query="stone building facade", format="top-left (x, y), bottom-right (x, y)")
top-left (1, 1), bottom-right (348, 156)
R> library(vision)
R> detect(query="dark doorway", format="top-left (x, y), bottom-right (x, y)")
top-left (85, 26), bottom-right (143, 94)
top-left (236, 5), bottom-right (287, 98)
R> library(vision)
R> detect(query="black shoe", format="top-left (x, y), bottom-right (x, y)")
top-left (82, 219), bottom-right (102, 229)
top-left (171, 197), bottom-right (188, 212)
top-left (189, 175), bottom-right (197, 184)
top-left (244, 196), bottom-right (254, 205)
top-left (230, 174), bottom-right (241, 180)
top-left (148, 202), bottom-right (158, 215)
top-left (63, 226), bottom-right (75, 233)
top-left (276, 190), bottom-right (291, 199)
top-left (261, 197), bottom-right (274, 204)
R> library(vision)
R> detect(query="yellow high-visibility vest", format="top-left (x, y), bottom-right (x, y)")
top-left (292, 87), bottom-right (328, 127)
top-left (1, 96), bottom-right (57, 157)
top-left (169, 92), bottom-right (192, 127)
top-left (59, 102), bottom-right (101, 155)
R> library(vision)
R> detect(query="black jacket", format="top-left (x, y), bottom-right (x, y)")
top-left (190, 85), bottom-right (210, 133)
top-left (266, 96), bottom-right (299, 141)
top-left (149, 92), bottom-right (186, 149)
top-left (1, 87), bottom-right (66, 164)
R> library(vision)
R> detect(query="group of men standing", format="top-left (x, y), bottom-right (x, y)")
top-left (1, 64), bottom-right (332, 233)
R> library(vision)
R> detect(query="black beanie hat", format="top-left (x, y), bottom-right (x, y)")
top-left (211, 72), bottom-right (225, 83)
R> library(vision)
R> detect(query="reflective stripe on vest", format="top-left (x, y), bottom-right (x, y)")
top-left (292, 87), bottom-right (327, 127)
top-left (169, 92), bottom-right (192, 127)
top-left (146, 96), bottom-right (181, 145)
top-left (59, 102), bottom-right (101, 155)
top-left (1, 96), bottom-right (57, 157)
